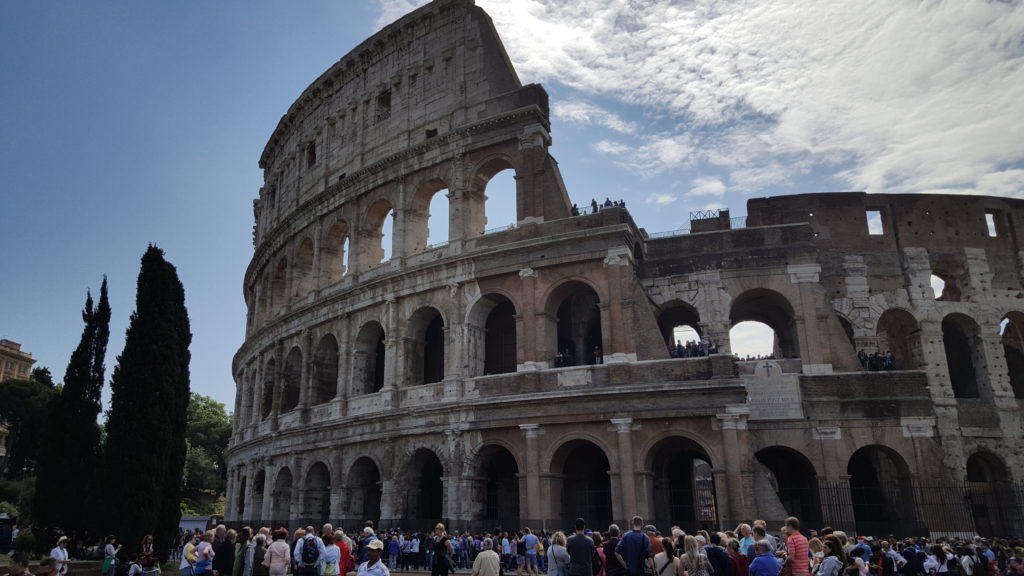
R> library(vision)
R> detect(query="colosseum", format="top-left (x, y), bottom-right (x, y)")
top-left (226, 0), bottom-right (1024, 537)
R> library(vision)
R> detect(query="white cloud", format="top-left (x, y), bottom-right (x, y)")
top-left (687, 177), bottom-right (725, 198)
top-left (553, 100), bottom-right (637, 134)
top-left (646, 193), bottom-right (677, 205)
top-left (394, 0), bottom-right (1024, 197)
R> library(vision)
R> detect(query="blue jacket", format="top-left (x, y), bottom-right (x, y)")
top-left (614, 530), bottom-right (652, 576)
top-left (749, 553), bottom-right (780, 576)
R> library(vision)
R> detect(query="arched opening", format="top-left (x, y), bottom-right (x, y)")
top-left (282, 346), bottom-right (302, 411)
top-left (553, 440), bottom-right (612, 530)
top-left (271, 467), bottom-right (293, 525)
top-left (407, 179), bottom-right (449, 253)
top-left (271, 258), bottom-right (288, 314)
top-left (293, 237), bottom-right (315, 298)
top-left (658, 302), bottom-right (704, 357)
top-left (353, 322), bottom-right (386, 395)
top-left (876, 308), bottom-right (923, 370)
top-left (312, 334), bottom-right (339, 405)
top-left (730, 321), bottom-right (777, 360)
top-left (930, 255), bottom-right (967, 301)
top-left (361, 199), bottom-right (394, 268)
top-left (261, 358), bottom-right (276, 419)
top-left (730, 289), bottom-right (799, 358)
top-left (302, 462), bottom-right (331, 526)
top-left (753, 447), bottom-right (821, 528)
top-left (346, 457), bottom-right (382, 527)
top-left (549, 282), bottom-right (603, 367)
top-left (405, 449), bottom-right (444, 525)
top-left (236, 475), bottom-right (247, 520)
top-left (942, 313), bottom-right (988, 398)
top-left (477, 161), bottom-right (518, 235)
top-left (999, 313), bottom-right (1024, 398)
top-left (647, 437), bottom-right (717, 531)
top-left (930, 274), bottom-right (947, 300)
top-left (485, 297), bottom-right (517, 375)
top-left (322, 220), bottom-right (350, 283)
top-left (965, 451), bottom-right (1019, 536)
top-left (476, 445), bottom-right (520, 529)
top-left (258, 273), bottom-right (270, 320)
top-left (252, 471), bottom-right (265, 524)
top-left (847, 445), bottom-right (920, 537)
top-left (408, 307), bottom-right (445, 385)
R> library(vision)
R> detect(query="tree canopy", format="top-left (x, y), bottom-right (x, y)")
top-left (182, 393), bottom-right (231, 514)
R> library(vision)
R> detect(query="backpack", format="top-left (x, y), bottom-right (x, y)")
top-left (301, 537), bottom-right (320, 566)
top-left (975, 555), bottom-right (990, 576)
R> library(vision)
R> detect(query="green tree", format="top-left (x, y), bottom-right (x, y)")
top-left (95, 246), bottom-right (191, 560)
top-left (0, 378), bottom-right (56, 478)
top-left (31, 367), bottom-right (54, 387)
top-left (34, 278), bottom-right (110, 542)
top-left (181, 394), bottom-right (231, 514)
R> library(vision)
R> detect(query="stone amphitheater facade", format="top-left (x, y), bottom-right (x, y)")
top-left (225, 0), bottom-right (1024, 536)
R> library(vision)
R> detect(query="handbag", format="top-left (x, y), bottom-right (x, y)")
top-left (781, 556), bottom-right (795, 576)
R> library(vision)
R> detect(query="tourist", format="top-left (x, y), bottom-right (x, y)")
top-left (39, 557), bottom-right (59, 576)
top-left (522, 528), bottom-right (540, 576)
top-left (705, 533), bottom-right (733, 576)
top-left (547, 532), bottom-right (570, 576)
top-left (262, 529), bottom-right (291, 576)
top-left (387, 536), bottom-right (400, 570)
top-left (749, 541), bottom-right (779, 576)
top-left (214, 530), bottom-right (237, 576)
top-left (567, 519), bottom-right (596, 576)
top-left (680, 535), bottom-right (712, 576)
top-left (924, 545), bottom-right (951, 574)
top-left (472, 538), bottom-right (501, 576)
top-left (357, 540), bottom-right (389, 576)
top-left (784, 518), bottom-right (809, 576)
top-left (7, 552), bottom-right (32, 576)
top-left (727, 539), bottom-right (750, 576)
top-left (194, 531), bottom-right (216, 576)
top-left (604, 525), bottom-right (627, 576)
top-left (334, 531), bottom-right (355, 576)
top-left (181, 532), bottom-right (200, 576)
top-left (654, 538), bottom-right (681, 576)
top-left (615, 516), bottom-right (654, 576)
top-left (323, 532), bottom-right (342, 576)
top-left (431, 524), bottom-right (454, 576)
top-left (293, 528), bottom-right (325, 576)
top-left (848, 546), bottom-right (870, 576)
top-left (593, 533), bottom-right (607, 576)
top-left (252, 535), bottom-right (268, 576)
top-left (813, 537), bottom-right (844, 576)
top-left (104, 535), bottom-right (122, 576)
top-left (738, 525), bottom-right (755, 558)
top-left (50, 536), bottom-right (70, 576)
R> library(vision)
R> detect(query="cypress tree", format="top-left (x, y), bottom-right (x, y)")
top-left (97, 246), bottom-right (191, 559)
top-left (34, 278), bottom-right (110, 541)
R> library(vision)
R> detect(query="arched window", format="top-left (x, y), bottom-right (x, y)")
top-left (293, 237), bottom-right (314, 297)
top-left (730, 289), bottom-right (799, 359)
top-left (754, 446), bottom-right (821, 527)
top-left (877, 308), bottom-right (923, 370)
top-left (271, 258), bottom-right (288, 314)
top-left (848, 446), bottom-right (921, 537)
top-left (302, 462), bottom-right (331, 525)
top-left (548, 282), bottom-right (603, 367)
top-left (346, 457), bottom-right (382, 526)
top-left (311, 334), bottom-right (339, 405)
top-left (353, 322), bottom-right (386, 395)
top-left (646, 437), bottom-right (717, 531)
top-left (942, 313), bottom-right (987, 398)
top-left (360, 199), bottom-right (394, 269)
top-left (477, 161), bottom-right (518, 235)
top-left (322, 220), bottom-right (350, 283)
top-left (552, 440), bottom-right (612, 530)
top-left (404, 449), bottom-right (444, 523)
top-left (282, 346), bottom-right (302, 411)
top-left (261, 358), bottom-right (276, 419)
top-left (657, 302), bottom-right (703, 357)
top-left (476, 445), bottom-right (520, 527)
top-left (407, 179), bottom-right (449, 254)
top-left (408, 307), bottom-right (445, 385)
top-left (468, 294), bottom-right (518, 376)
top-left (1000, 313), bottom-right (1024, 399)
top-left (271, 467), bottom-right (293, 524)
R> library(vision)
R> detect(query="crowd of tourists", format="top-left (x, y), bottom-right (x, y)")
top-left (857, 351), bottom-right (898, 372)
top-left (570, 198), bottom-right (627, 216)
top-left (9, 515), bottom-right (1023, 576)
top-left (669, 339), bottom-right (717, 358)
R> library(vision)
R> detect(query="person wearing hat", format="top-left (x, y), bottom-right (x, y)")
top-left (50, 536), bottom-right (71, 576)
top-left (358, 540), bottom-right (389, 576)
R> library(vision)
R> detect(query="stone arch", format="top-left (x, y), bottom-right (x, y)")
top-left (877, 308), bottom-right (923, 370)
top-left (549, 438), bottom-right (613, 530)
top-left (403, 448), bottom-right (445, 525)
top-left (346, 456), bottom-right (382, 527)
top-left (252, 470), bottom-right (266, 523)
top-left (942, 313), bottom-right (988, 398)
top-left (407, 178), bottom-right (450, 254)
top-left (360, 198), bottom-right (395, 269)
top-left (730, 288), bottom-right (800, 358)
top-left (467, 293), bottom-right (518, 376)
top-left (658, 301), bottom-right (702, 355)
top-left (406, 306), bottom-right (446, 385)
top-left (236, 473), bottom-right (247, 520)
top-left (930, 255), bottom-right (968, 302)
top-left (999, 311), bottom-right (1024, 398)
top-left (966, 450), bottom-right (1019, 536)
top-left (644, 435), bottom-right (718, 532)
top-left (311, 334), bottom-right (339, 405)
top-left (353, 321), bottom-right (386, 395)
top-left (546, 279), bottom-right (604, 367)
top-left (302, 461), bottom-right (332, 526)
top-left (322, 219), bottom-right (350, 283)
top-left (257, 272), bottom-right (270, 320)
top-left (261, 357), bottom-right (276, 419)
top-left (753, 446), bottom-right (821, 528)
top-left (847, 444), bottom-right (920, 537)
top-left (271, 257), bottom-right (288, 314)
top-left (282, 346), bottom-right (303, 412)
top-left (272, 466), bottom-right (294, 525)
top-left (967, 450), bottom-right (1009, 483)
top-left (474, 443), bottom-right (521, 528)
top-left (293, 236), bottom-right (315, 298)
top-left (474, 155), bottom-right (519, 236)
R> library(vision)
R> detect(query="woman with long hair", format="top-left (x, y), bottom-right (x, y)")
top-left (547, 532), bottom-right (570, 576)
top-left (262, 529), bottom-right (291, 576)
top-left (431, 523), bottom-right (455, 576)
top-left (680, 536), bottom-right (711, 576)
top-left (812, 537), bottom-right (844, 576)
top-left (654, 538), bottom-right (682, 576)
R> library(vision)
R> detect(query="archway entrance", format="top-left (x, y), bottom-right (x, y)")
top-left (848, 446), bottom-right (920, 537)
top-left (551, 283), bottom-right (603, 366)
top-left (648, 437), bottom-right (717, 531)
top-left (942, 314), bottom-right (987, 398)
top-left (966, 452), bottom-right (1019, 536)
top-left (730, 289), bottom-right (799, 358)
top-left (554, 440), bottom-right (612, 529)
top-left (408, 308), bottom-right (445, 385)
top-left (236, 475), bottom-right (247, 520)
top-left (877, 309), bottom-right (923, 370)
top-left (485, 298), bottom-right (517, 375)
top-left (302, 462), bottom-right (331, 526)
top-left (252, 471), bottom-right (265, 525)
top-left (1000, 313), bottom-right (1024, 398)
top-left (753, 447), bottom-right (821, 528)
top-left (346, 457), bottom-right (382, 527)
top-left (477, 445), bottom-right (521, 530)
top-left (658, 302), bottom-right (703, 357)
top-left (271, 467), bottom-right (293, 527)
top-left (312, 335), bottom-right (339, 405)
top-left (353, 322), bottom-right (386, 395)
top-left (405, 449), bottom-right (444, 526)
top-left (282, 346), bottom-right (302, 411)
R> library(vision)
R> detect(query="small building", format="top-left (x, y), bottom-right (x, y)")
top-left (0, 340), bottom-right (35, 382)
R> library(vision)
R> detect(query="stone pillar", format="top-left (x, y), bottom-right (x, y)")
top-left (299, 330), bottom-right (313, 421)
top-left (379, 479), bottom-right (400, 526)
top-left (519, 424), bottom-right (543, 526)
top-left (611, 418), bottom-right (638, 523)
top-left (787, 264), bottom-right (825, 365)
top-left (271, 341), bottom-right (284, 431)
top-left (261, 462), bottom-right (276, 523)
top-left (717, 408), bottom-right (750, 527)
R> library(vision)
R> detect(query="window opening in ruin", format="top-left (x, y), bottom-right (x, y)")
top-left (271, 468), bottom-right (293, 524)
top-left (293, 237), bottom-right (314, 297)
top-left (942, 314), bottom-right (985, 399)
top-left (426, 189), bottom-right (449, 248)
top-left (307, 142), bottom-right (317, 168)
top-left (347, 458), bottom-right (382, 525)
top-left (261, 359), bottom-right (275, 419)
top-left (425, 128), bottom-right (437, 139)
top-left (380, 208), bottom-right (394, 262)
top-left (999, 314), bottom-right (1024, 399)
top-left (483, 168), bottom-right (517, 234)
top-left (866, 210), bottom-right (884, 235)
top-left (554, 286), bottom-right (603, 367)
top-left (406, 450), bottom-right (444, 523)
top-left (754, 447), bottom-right (822, 528)
top-left (930, 275), bottom-right (946, 299)
top-left (303, 462), bottom-right (331, 525)
top-left (657, 302), bottom-right (703, 358)
top-left (312, 334), bottom-right (339, 405)
top-left (354, 322), bottom-right (386, 395)
top-left (271, 258), bottom-right (288, 314)
top-left (375, 90), bottom-right (391, 122)
top-left (649, 437), bottom-right (717, 532)
top-left (558, 441), bottom-right (612, 530)
top-left (323, 221), bottom-right (349, 283)
top-left (847, 446), bottom-right (919, 537)
top-left (484, 299), bottom-right (517, 375)
top-left (730, 321), bottom-right (776, 360)
top-left (236, 476), bottom-right (247, 519)
top-left (423, 314), bottom-right (445, 384)
top-left (282, 346), bottom-right (303, 411)
top-left (965, 452), bottom-right (1013, 535)
top-left (876, 308), bottom-right (923, 370)
top-left (985, 212), bottom-right (998, 237)
top-left (251, 471), bottom-right (265, 521)
top-left (479, 446), bottom-right (520, 527)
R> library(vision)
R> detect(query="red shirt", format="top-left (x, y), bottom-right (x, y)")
top-left (787, 533), bottom-right (809, 576)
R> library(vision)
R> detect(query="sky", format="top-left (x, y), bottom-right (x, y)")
top-left (2, 0), bottom-right (1022, 411)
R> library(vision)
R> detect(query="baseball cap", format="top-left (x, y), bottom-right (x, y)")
top-left (368, 539), bottom-right (384, 550)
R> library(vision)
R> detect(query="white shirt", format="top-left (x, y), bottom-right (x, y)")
top-left (357, 560), bottom-right (390, 576)
top-left (51, 546), bottom-right (69, 576)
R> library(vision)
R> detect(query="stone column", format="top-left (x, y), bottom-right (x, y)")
top-left (261, 462), bottom-right (276, 523)
top-left (519, 424), bottom-right (543, 526)
top-left (271, 341), bottom-right (284, 431)
top-left (379, 479), bottom-right (400, 526)
top-left (611, 418), bottom-right (638, 523)
top-left (717, 409), bottom-right (750, 527)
